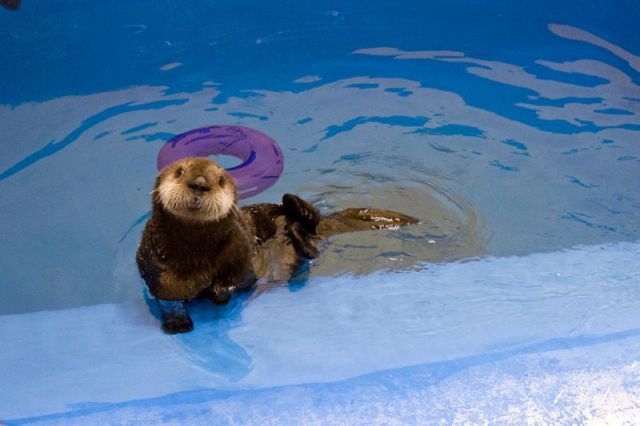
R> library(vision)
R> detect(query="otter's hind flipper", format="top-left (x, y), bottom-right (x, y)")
top-left (317, 208), bottom-right (419, 238)
top-left (289, 222), bottom-right (320, 259)
top-left (282, 194), bottom-right (320, 234)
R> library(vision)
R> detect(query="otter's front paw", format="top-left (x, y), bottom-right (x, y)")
top-left (162, 315), bottom-right (194, 334)
top-left (157, 299), bottom-right (194, 334)
top-left (211, 286), bottom-right (232, 305)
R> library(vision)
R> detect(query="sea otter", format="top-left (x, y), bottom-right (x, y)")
top-left (137, 157), bottom-right (418, 333)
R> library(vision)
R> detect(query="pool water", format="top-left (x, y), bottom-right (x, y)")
top-left (1, 0), bottom-right (640, 423)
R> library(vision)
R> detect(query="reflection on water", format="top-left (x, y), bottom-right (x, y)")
top-left (0, 23), bottom-right (639, 315)
top-left (246, 184), bottom-right (485, 299)
top-left (305, 186), bottom-right (484, 277)
top-left (354, 24), bottom-right (640, 131)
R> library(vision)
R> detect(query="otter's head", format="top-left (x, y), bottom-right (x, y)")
top-left (154, 157), bottom-right (237, 222)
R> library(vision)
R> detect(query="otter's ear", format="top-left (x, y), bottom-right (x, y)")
top-left (225, 173), bottom-right (239, 204)
top-left (153, 174), bottom-right (163, 190)
top-left (151, 173), bottom-right (164, 201)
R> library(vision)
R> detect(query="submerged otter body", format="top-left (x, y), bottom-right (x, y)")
top-left (244, 199), bottom-right (420, 284)
top-left (137, 157), bottom-right (418, 333)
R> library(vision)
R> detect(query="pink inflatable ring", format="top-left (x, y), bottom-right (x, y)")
top-left (157, 125), bottom-right (284, 200)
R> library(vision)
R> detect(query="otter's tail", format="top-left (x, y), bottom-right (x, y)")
top-left (317, 208), bottom-right (419, 238)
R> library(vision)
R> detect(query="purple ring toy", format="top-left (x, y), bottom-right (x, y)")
top-left (157, 125), bottom-right (284, 200)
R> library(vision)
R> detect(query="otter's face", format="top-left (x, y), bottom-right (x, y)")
top-left (154, 157), bottom-right (237, 222)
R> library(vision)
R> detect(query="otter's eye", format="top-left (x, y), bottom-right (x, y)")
top-left (218, 175), bottom-right (225, 187)
top-left (175, 167), bottom-right (184, 178)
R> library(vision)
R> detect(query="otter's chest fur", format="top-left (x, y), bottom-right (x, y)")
top-left (137, 208), bottom-right (255, 301)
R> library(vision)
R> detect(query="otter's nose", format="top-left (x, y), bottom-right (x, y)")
top-left (187, 176), bottom-right (210, 192)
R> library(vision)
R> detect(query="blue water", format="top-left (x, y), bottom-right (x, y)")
top-left (2, 0), bottom-right (640, 423)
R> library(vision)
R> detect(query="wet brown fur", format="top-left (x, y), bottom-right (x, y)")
top-left (136, 158), bottom-right (256, 303)
top-left (242, 197), bottom-right (420, 283)
top-left (136, 157), bottom-right (418, 332)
